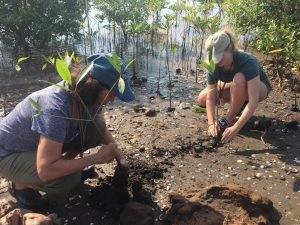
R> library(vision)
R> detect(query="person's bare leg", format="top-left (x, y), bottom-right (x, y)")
top-left (198, 81), bottom-right (231, 107)
top-left (226, 73), bottom-right (269, 124)
top-left (258, 81), bottom-right (268, 102)
top-left (225, 73), bottom-right (248, 124)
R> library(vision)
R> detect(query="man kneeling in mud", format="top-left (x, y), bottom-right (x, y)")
top-left (0, 53), bottom-right (134, 210)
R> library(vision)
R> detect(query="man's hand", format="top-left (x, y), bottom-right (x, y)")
top-left (93, 143), bottom-right (118, 164)
top-left (208, 124), bottom-right (219, 137)
top-left (221, 126), bottom-right (239, 143)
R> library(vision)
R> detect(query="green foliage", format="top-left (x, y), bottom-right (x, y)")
top-left (106, 53), bottom-right (135, 94)
top-left (17, 57), bottom-right (30, 63)
top-left (182, 3), bottom-right (220, 35)
top-left (55, 59), bottom-right (73, 87)
top-left (29, 98), bottom-right (43, 117)
top-left (15, 56), bottom-right (29, 71)
top-left (125, 59), bottom-right (136, 71)
top-left (0, 0), bottom-right (85, 47)
top-left (192, 105), bottom-right (206, 113)
top-left (92, 0), bottom-right (151, 40)
top-left (118, 78), bottom-right (126, 94)
top-left (162, 14), bottom-right (175, 30)
top-left (107, 53), bottom-right (122, 74)
top-left (200, 48), bottom-right (216, 73)
top-left (223, 0), bottom-right (300, 71)
top-left (76, 63), bottom-right (94, 86)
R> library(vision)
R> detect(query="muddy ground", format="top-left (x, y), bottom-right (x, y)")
top-left (0, 58), bottom-right (299, 225)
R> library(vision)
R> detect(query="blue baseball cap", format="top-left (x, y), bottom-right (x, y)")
top-left (88, 53), bottom-right (135, 102)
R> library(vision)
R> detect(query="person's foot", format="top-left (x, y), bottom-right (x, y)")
top-left (9, 182), bottom-right (49, 211)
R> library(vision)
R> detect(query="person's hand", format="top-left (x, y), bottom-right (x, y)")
top-left (93, 143), bottom-right (118, 164)
top-left (221, 126), bottom-right (238, 143)
top-left (118, 157), bottom-right (128, 168)
top-left (208, 124), bottom-right (219, 137)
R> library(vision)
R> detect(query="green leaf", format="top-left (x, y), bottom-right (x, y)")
top-left (76, 62), bottom-right (94, 86)
top-left (107, 53), bottom-right (122, 74)
top-left (65, 50), bottom-right (69, 59)
top-left (55, 58), bottom-right (73, 86)
top-left (49, 57), bottom-right (55, 65)
top-left (39, 80), bottom-right (70, 92)
top-left (269, 49), bottom-right (284, 54)
top-left (209, 61), bottom-right (216, 73)
top-left (199, 61), bottom-right (216, 74)
top-left (135, 23), bottom-right (144, 33)
top-left (192, 105), bottom-right (206, 113)
top-left (29, 98), bottom-right (42, 113)
top-left (42, 55), bottom-right (54, 65)
top-left (42, 55), bottom-right (48, 62)
top-left (42, 63), bottom-right (47, 71)
top-left (15, 64), bottom-right (21, 72)
top-left (17, 57), bottom-right (29, 63)
top-left (172, 46), bottom-right (177, 55)
top-left (74, 56), bottom-right (79, 63)
top-left (64, 54), bottom-right (72, 68)
top-left (70, 52), bottom-right (75, 62)
top-left (57, 51), bottom-right (63, 60)
top-left (200, 62), bottom-right (210, 70)
top-left (208, 48), bottom-right (214, 62)
top-left (118, 77), bottom-right (126, 94)
top-left (125, 59), bottom-right (136, 71)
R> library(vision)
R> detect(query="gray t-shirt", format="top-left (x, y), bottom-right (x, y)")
top-left (0, 81), bottom-right (86, 158)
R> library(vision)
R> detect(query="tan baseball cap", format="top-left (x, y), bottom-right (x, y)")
top-left (205, 31), bottom-right (231, 64)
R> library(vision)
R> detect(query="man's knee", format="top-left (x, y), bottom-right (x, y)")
top-left (198, 94), bottom-right (206, 106)
top-left (39, 172), bottom-right (81, 198)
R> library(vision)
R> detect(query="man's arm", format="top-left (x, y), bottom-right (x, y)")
top-left (36, 135), bottom-right (118, 183)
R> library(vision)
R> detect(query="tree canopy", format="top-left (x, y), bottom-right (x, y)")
top-left (0, 0), bottom-right (85, 47)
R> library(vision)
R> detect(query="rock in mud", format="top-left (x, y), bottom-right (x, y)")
top-left (120, 201), bottom-right (154, 225)
top-left (133, 104), bottom-right (146, 113)
top-left (167, 107), bottom-right (175, 112)
top-left (175, 68), bottom-right (181, 74)
top-left (152, 147), bottom-right (166, 157)
top-left (145, 108), bottom-right (156, 117)
top-left (179, 103), bottom-right (190, 110)
top-left (290, 104), bottom-right (300, 112)
top-left (139, 145), bottom-right (146, 152)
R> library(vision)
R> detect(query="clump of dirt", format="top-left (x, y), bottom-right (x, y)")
top-left (112, 163), bottom-right (129, 188)
top-left (152, 136), bottom-right (221, 159)
top-left (179, 137), bottom-right (221, 153)
top-left (89, 182), bottom-right (130, 211)
top-left (128, 157), bottom-right (164, 182)
top-left (163, 184), bottom-right (281, 225)
top-left (89, 158), bottom-right (164, 211)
